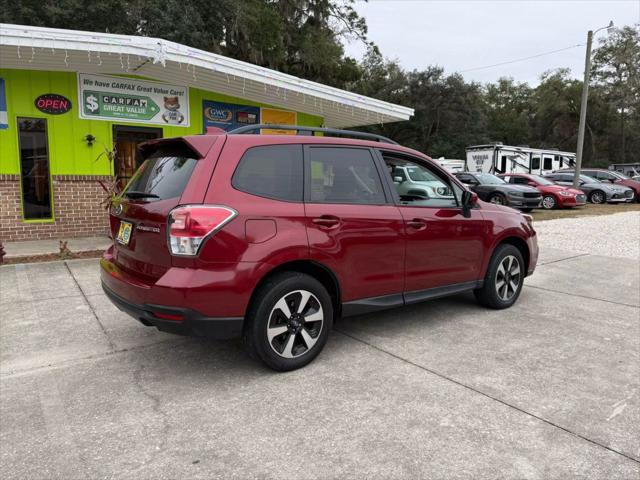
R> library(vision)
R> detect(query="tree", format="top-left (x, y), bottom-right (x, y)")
top-left (592, 26), bottom-right (640, 162)
top-left (0, 0), bottom-right (369, 88)
top-left (529, 69), bottom-right (582, 154)
top-left (483, 78), bottom-right (532, 146)
top-left (353, 51), bottom-right (488, 158)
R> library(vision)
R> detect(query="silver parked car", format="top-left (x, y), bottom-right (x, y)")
top-left (543, 173), bottom-right (634, 204)
top-left (390, 164), bottom-right (454, 200)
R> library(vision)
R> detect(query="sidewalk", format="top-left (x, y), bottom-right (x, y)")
top-left (3, 236), bottom-right (111, 262)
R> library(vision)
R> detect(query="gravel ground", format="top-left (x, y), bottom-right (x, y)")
top-left (535, 211), bottom-right (640, 260)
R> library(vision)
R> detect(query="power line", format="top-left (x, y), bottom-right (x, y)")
top-left (458, 43), bottom-right (585, 73)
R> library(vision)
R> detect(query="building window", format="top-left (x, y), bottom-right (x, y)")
top-left (18, 118), bottom-right (53, 220)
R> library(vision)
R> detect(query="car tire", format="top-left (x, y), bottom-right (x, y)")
top-left (488, 193), bottom-right (506, 205)
top-left (474, 244), bottom-right (525, 309)
top-left (589, 190), bottom-right (606, 204)
top-left (542, 195), bottom-right (557, 209)
top-left (244, 272), bottom-right (332, 371)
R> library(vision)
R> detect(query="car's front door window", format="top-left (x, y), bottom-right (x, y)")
top-left (383, 156), bottom-right (461, 208)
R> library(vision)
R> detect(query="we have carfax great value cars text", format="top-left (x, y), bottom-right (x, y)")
top-left (101, 126), bottom-right (538, 371)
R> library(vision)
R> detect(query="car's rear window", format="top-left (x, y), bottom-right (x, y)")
top-left (232, 145), bottom-right (303, 202)
top-left (123, 155), bottom-right (198, 201)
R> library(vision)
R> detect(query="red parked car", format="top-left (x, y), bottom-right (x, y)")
top-left (498, 173), bottom-right (586, 209)
top-left (101, 126), bottom-right (538, 371)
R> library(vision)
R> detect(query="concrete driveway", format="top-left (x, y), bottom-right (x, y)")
top-left (1, 247), bottom-right (638, 479)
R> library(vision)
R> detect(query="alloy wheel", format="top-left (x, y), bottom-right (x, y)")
top-left (591, 191), bottom-right (605, 204)
top-left (542, 195), bottom-right (556, 209)
top-left (490, 195), bottom-right (505, 205)
top-left (495, 255), bottom-right (521, 302)
top-left (267, 290), bottom-right (324, 359)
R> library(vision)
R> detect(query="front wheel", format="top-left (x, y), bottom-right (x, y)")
top-left (488, 193), bottom-right (506, 205)
top-left (542, 195), bottom-right (557, 209)
top-left (244, 272), bottom-right (332, 371)
top-left (474, 244), bottom-right (525, 309)
top-left (589, 190), bottom-right (606, 204)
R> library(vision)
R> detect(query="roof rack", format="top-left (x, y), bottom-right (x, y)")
top-left (227, 124), bottom-right (398, 145)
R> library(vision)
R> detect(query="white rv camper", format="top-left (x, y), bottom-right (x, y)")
top-left (465, 144), bottom-right (576, 175)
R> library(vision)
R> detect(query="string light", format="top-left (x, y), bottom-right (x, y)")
top-left (6, 29), bottom-right (397, 128)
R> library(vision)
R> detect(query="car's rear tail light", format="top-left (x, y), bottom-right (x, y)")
top-left (168, 205), bottom-right (237, 256)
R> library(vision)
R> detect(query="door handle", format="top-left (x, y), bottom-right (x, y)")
top-left (312, 215), bottom-right (340, 228)
top-left (406, 218), bottom-right (427, 230)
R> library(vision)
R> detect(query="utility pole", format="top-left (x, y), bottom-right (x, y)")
top-left (574, 21), bottom-right (613, 188)
top-left (574, 30), bottom-right (593, 188)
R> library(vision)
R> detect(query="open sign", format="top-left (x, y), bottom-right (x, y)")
top-left (34, 94), bottom-right (72, 114)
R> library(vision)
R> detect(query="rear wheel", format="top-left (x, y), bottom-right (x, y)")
top-left (542, 195), bottom-right (557, 209)
top-left (589, 190), bottom-right (606, 204)
top-left (488, 193), bottom-right (506, 205)
top-left (244, 272), bottom-right (332, 371)
top-left (474, 244), bottom-right (525, 309)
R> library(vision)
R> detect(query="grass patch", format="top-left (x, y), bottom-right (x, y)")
top-left (531, 202), bottom-right (640, 221)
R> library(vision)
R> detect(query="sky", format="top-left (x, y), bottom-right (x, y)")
top-left (344, 0), bottom-right (640, 85)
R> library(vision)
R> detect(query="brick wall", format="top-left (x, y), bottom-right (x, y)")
top-left (0, 174), bottom-right (112, 242)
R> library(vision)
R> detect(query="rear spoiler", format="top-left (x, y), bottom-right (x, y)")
top-left (138, 135), bottom-right (218, 159)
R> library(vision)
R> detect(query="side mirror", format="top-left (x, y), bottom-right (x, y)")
top-left (528, 181), bottom-right (537, 187)
top-left (461, 190), bottom-right (478, 217)
top-left (393, 176), bottom-right (404, 183)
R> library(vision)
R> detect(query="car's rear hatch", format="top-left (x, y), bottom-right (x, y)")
top-left (109, 138), bottom-right (219, 282)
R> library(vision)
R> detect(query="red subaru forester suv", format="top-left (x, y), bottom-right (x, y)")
top-left (101, 126), bottom-right (538, 371)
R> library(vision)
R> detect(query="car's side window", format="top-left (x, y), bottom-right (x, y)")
top-left (512, 176), bottom-right (529, 185)
top-left (306, 147), bottom-right (386, 205)
top-left (232, 145), bottom-right (304, 202)
top-left (382, 154), bottom-right (460, 208)
top-left (457, 174), bottom-right (475, 185)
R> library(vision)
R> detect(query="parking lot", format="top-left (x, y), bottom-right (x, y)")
top-left (1, 213), bottom-right (639, 479)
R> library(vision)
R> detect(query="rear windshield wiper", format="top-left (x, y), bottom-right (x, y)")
top-left (123, 191), bottom-right (160, 199)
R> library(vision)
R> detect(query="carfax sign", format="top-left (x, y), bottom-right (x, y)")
top-left (78, 73), bottom-right (189, 126)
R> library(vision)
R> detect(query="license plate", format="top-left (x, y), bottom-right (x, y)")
top-left (116, 221), bottom-right (133, 245)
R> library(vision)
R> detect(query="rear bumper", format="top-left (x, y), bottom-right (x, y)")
top-left (102, 282), bottom-right (244, 339)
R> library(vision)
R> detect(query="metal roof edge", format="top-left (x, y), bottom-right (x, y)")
top-left (0, 23), bottom-right (414, 121)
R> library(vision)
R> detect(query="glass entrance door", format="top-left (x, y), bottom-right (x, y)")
top-left (113, 125), bottom-right (162, 190)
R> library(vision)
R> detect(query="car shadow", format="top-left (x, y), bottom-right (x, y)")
top-left (119, 291), bottom-right (485, 380)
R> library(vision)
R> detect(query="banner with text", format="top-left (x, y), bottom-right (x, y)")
top-left (203, 101), bottom-right (260, 132)
top-left (261, 108), bottom-right (297, 135)
top-left (78, 73), bottom-right (189, 127)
